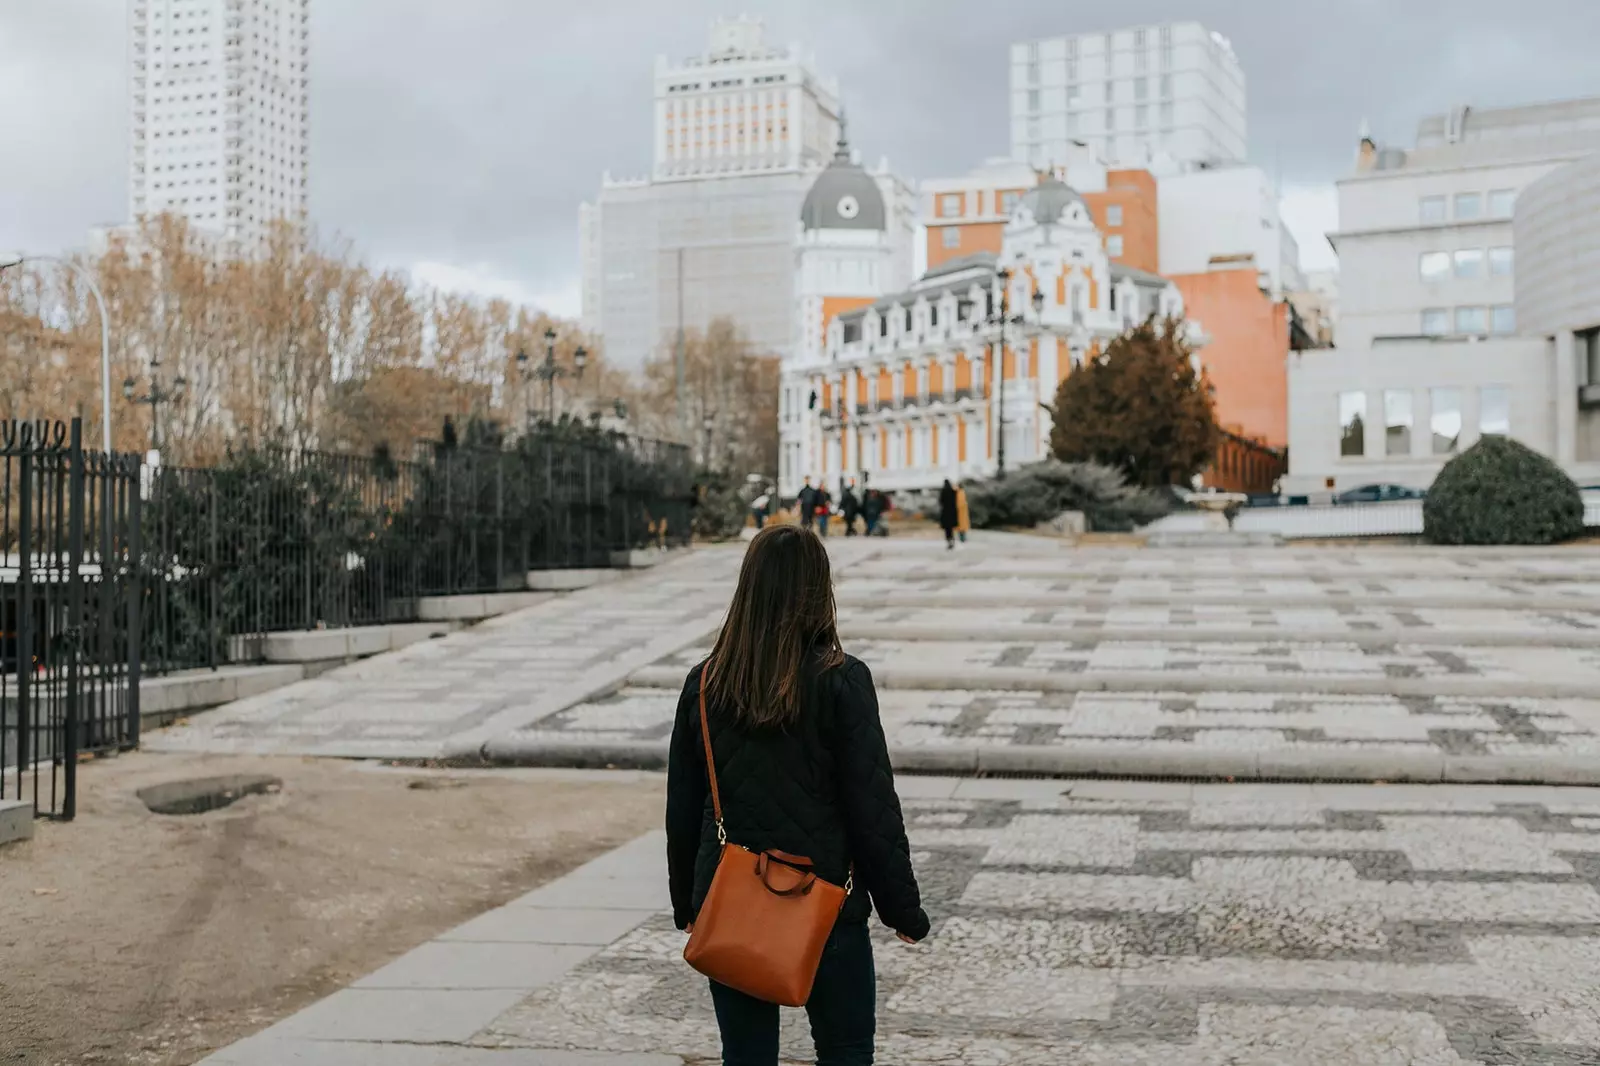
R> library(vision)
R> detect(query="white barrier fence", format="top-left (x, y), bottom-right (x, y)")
top-left (1144, 494), bottom-right (1600, 541)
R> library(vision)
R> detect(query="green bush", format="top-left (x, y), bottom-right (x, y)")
top-left (1423, 436), bottom-right (1585, 545)
top-left (964, 460), bottom-right (1171, 532)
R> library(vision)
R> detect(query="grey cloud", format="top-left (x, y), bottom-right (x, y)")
top-left (4, 0), bottom-right (1599, 310)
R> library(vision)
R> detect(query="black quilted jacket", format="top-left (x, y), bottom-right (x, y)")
top-left (665, 654), bottom-right (930, 941)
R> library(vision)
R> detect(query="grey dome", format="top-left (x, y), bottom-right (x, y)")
top-left (1016, 178), bottom-right (1087, 224)
top-left (800, 129), bottom-right (886, 232)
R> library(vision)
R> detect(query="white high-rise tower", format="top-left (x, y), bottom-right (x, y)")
top-left (129, 0), bottom-right (310, 246)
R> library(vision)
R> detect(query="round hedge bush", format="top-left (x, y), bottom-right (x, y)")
top-left (1423, 436), bottom-right (1585, 545)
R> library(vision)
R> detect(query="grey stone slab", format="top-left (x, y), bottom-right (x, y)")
top-left (1255, 748), bottom-right (1445, 783)
top-left (353, 941), bottom-right (599, 991)
top-left (200, 1037), bottom-right (681, 1066)
top-left (439, 906), bottom-right (655, 946)
top-left (269, 988), bottom-right (528, 1043)
top-left (975, 745), bottom-right (1259, 781)
top-left (512, 876), bottom-right (669, 912)
top-left (1443, 753), bottom-right (1600, 786)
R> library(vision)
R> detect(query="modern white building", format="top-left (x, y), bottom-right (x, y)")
top-left (1287, 101), bottom-right (1600, 495)
top-left (1158, 165), bottom-right (1303, 296)
top-left (579, 17), bottom-right (915, 369)
top-left (128, 0), bottom-right (310, 247)
top-left (1009, 21), bottom-right (1246, 173)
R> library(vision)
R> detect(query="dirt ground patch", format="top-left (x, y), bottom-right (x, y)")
top-left (0, 753), bottom-right (665, 1066)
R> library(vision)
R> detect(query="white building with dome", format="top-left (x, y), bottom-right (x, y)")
top-left (779, 169), bottom-right (1195, 500)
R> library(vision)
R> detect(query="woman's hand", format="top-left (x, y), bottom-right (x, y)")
top-left (896, 933), bottom-right (919, 945)
top-left (685, 923), bottom-right (694, 935)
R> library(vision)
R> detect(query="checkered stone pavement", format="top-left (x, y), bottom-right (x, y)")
top-left (517, 685), bottom-right (1600, 760)
top-left (477, 794), bottom-right (1600, 1064)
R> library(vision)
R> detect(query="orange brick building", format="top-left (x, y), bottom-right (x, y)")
top-left (923, 159), bottom-right (1159, 274)
top-left (1169, 259), bottom-right (1292, 449)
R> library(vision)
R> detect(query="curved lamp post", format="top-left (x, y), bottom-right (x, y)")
top-left (0, 252), bottom-right (113, 454)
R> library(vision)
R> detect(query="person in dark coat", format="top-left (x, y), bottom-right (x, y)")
top-left (938, 479), bottom-right (959, 550)
top-left (840, 479), bottom-right (861, 536)
top-left (796, 477), bottom-right (816, 530)
top-left (667, 526), bottom-right (928, 1064)
top-left (861, 489), bottom-right (884, 536)
top-left (813, 484), bottom-right (833, 537)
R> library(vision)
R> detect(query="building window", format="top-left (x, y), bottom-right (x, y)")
top-left (999, 189), bottom-right (1021, 213)
top-left (1419, 195), bottom-right (1447, 223)
top-left (1480, 386), bottom-right (1510, 435)
top-left (1066, 60), bottom-right (1078, 82)
top-left (1160, 74), bottom-right (1172, 97)
top-left (939, 193), bottom-right (962, 217)
top-left (1106, 204), bottom-right (1123, 226)
top-left (1106, 235), bottom-right (1124, 257)
top-left (1135, 77), bottom-right (1148, 100)
top-left (1419, 251), bottom-right (1450, 282)
top-left (941, 227), bottom-right (960, 249)
top-left (1067, 111), bottom-right (1079, 134)
top-left (1105, 108), bottom-right (1116, 131)
top-left (1421, 308), bottom-right (1448, 335)
top-left (1027, 62), bottom-right (1039, 85)
top-left (1027, 89), bottom-right (1040, 111)
top-left (1159, 102), bottom-right (1173, 127)
top-left (842, 321), bottom-right (861, 343)
top-left (1339, 392), bottom-right (1366, 458)
top-left (1453, 248), bottom-right (1483, 279)
top-left (1455, 306), bottom-right (1487, 333)
top-left (930, 305), bottom-right (939, 326)
top-left (879, 315), bottom-right (889, 338)
top-left (1384, 390), bottom-right (1413, 456)
top-left (1454, 192), bottom-right (1482, 220)
top-left (1431, 388), bottom-right (1462, 455)
top-left (1489, 246), bottom-right (1513, 277)
top-left (1491, 304), bottom-right (1516, 334)
top-left (1135, 105), bottom-right (1148, 128)
top-left (1488, 188), bottom-right (1517, 218)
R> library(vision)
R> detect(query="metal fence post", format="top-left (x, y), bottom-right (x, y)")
top-left (127, 475), bottom-right (142, 749)
top-left (62, 420), bottom-right (84, 822)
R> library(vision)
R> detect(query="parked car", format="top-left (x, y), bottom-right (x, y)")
top-left (1333, 483), bottom-right (1426, 505)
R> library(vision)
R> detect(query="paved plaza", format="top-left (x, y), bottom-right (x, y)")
top-left (156, 533), bottom-right (1600, 1062)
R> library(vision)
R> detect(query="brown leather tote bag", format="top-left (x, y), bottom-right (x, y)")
top-left (682, 665), bottom-right (850, 1007)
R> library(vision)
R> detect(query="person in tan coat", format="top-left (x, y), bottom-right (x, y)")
top-left (955, 483), bottom-right (971, 544)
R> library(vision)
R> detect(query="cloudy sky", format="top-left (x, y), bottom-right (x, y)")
top-left (4, 0), bottom-right (1598, 323)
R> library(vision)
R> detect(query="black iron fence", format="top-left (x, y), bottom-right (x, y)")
top-left (139, 428), bottom-right (694, 673)
top-left (2, 419), bottom-right (142, 821)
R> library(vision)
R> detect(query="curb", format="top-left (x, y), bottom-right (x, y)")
top-left (837, 591), bottom-right (1599, 612)
top-left (835, 623), bottom-right (1600, 649)
top-left (622, 664), bottom-right (1600, 700)
top-left (472, 738), bottom-right (1600, 786)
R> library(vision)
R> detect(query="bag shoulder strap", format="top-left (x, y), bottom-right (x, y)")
top-left (698, 663), bottom-right (725, 841)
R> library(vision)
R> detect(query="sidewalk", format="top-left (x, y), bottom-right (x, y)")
top-left (196, 774), bottom-right (1600, 1064)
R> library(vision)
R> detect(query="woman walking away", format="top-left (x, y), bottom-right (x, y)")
top-left (955, 482), bottom-right (971, 544)
top-left (938, 479), bottom-right (959, 550)
top-left (667, 526), bottom-right (930, 1065)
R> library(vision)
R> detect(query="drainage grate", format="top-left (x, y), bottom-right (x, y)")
top-left (136, 774), bottom-right (282, 816)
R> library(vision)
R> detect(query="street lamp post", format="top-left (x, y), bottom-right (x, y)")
top-left (1, 253), bottom-right (114, 454)
top-left (517, 328), bottom-right (587, 427)
top-left (984, 269), bottom-right (1048, 480)
top-left (702, 413), bottom-right (716, 470)
top-left (122, 353), bottom-right (187, 453)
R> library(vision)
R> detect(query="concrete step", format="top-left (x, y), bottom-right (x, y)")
top-left (0, 799), bottom-right (34, 847)
top-left (835, 622), bottom-right (1600, 649)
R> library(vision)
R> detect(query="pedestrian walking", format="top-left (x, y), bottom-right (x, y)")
top-left (840, 480), bottom-right (861, 537)
top-left (814, 485), bottom-right (833, 538)
top-left (667, 526), bottom-right (929, 1065)
top-left (955, 482), bottom-right (971, 544)
top-left (938, 479), bottom-right (959, 550)
top-left (750, 490), bottom-right (771, 530)
top-left (861, 488), bottom-right (883, 537)
top-left (797, 477), bottom-right (816, 531)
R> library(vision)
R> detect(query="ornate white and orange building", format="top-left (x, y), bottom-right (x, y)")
top-left (779, 154), bottom-right (1200, 501)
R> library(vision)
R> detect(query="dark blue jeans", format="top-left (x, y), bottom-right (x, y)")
top-left (709, 921), bottom-right (876, 1065)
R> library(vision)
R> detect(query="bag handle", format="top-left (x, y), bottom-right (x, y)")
top-left (698, 663), bottom-right (726, 844)
top-left (757, 851), bottom-right (818, 897)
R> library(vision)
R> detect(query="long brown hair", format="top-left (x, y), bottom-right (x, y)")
top-left (704, 525), bottom-right (844, 729)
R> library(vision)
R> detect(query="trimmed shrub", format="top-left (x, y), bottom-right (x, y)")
top-left (1423, 436), bottom-right (1584, 545)
top-left (964, 460), bottom-right (1171, 532)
